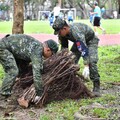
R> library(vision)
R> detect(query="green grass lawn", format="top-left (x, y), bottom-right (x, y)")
top-left (78, 19), bottom-right (120, 34)
top-left (0, 19), bottom-right (120, 34)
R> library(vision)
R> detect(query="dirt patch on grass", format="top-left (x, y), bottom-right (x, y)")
top-left (0, 98), bottom-right (46, 120)
top-left (0, 82), bottom-right (120, 120)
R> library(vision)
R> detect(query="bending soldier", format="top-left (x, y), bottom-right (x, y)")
top-left (52, 18), bottom-right (100, 97)
top-left (0, 34), bottom-right (58, 98)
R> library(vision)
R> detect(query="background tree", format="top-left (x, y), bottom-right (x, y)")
top-left (1, 0), bottom-right (119, 25)
top-left (12, 0), bottom-right (24, 34)
top-left (23, 0), bottom-right (120, 19)
top-left (58, 0), bottom-right (61, 7)
top-left (118, 0), bottom-right (120, 17)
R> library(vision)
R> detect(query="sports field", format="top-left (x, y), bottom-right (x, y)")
top-left (0, 19), bottom-right (120, 34)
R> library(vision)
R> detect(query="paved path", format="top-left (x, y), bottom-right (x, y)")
top-left (0, 33), bottom-right (120, 46)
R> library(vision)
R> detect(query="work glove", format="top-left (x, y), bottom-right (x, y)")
top-left (34, 96), bottom-right (41, 104)
top-left (82, 66), bottom-right (90, 79)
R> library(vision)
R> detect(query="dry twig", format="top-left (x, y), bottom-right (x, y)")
top-left (13, 49), bottom-right (93, 108)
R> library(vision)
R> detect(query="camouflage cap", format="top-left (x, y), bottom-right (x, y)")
top-left (45, 39), bottom-right (58, 53)
top-left (52, 17), bottom-right (65, 35)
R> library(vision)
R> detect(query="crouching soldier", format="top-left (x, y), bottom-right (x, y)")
top-left (0, 34), bottom-right (58, 99)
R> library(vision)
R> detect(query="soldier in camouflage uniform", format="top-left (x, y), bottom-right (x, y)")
top-left (52, 17), bottom-right (100, 96)
top-left (0, 34), bottom-right (58, 98)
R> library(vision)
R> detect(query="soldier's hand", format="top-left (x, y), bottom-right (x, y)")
top-left (34, 96), bottom-right (41, 104)
top-left (82, 65), bottom-right (89, 79)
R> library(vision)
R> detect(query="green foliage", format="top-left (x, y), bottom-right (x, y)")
top-left (40, 114), bottom-right (51, 120)
top-left (92, 108), bottom-right (113, 118)
top-left (92, 107), bottom-right (119, 119)
top-left (93, 94), bottom-right (117, 104)
top-left (0, 4), bottom-right (10, 11)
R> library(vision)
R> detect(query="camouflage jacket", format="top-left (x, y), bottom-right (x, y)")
top-left (0, 34), bottom-right (44, 94)
top-left (58, 22), bottom-right (99, 64)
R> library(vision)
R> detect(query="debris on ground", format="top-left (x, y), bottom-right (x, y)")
top-left (11, 49), bottom-right (94, 108)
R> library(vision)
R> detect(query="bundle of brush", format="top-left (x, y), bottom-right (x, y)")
top-left (17, 49), bottom-right (93, 108)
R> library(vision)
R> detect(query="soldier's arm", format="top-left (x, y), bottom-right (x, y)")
top-left (76, 39), bottom-right (89, 65)
top-left (31, 53), bottom-right (44, 96)
top-left (72, 29), bottom-right (89, 65)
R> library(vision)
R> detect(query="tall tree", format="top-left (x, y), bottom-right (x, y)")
top-left (118, 0), bottom-right (120, 15)
top-left (58, 0), bottom-right (61, 7)
top-left (12, 0), bottom-right (24, 34)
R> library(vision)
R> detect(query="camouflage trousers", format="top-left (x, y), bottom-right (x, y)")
top-left (71, 42), bottom-right (100, 82)
top-left (0, 48), bottom-right (19, 95)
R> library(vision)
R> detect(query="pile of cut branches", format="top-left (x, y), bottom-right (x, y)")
top-left (13, 49), bottom-right (93, 108)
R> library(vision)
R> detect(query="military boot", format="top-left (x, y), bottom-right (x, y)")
top-left (93, 81), bottom-right (101, 97)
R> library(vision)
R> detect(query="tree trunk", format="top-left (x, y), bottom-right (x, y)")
top-left (118, 0), bottom-right (120, 18)
top-left (12, 0), bottom-right (24, 34)
top-left (58, 0), bottom-right (61, 7)
top-left (78, 2), bottom-right (88, 19)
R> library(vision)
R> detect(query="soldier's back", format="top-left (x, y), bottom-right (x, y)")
top-left (2, 34), bottom-right (42, 60)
